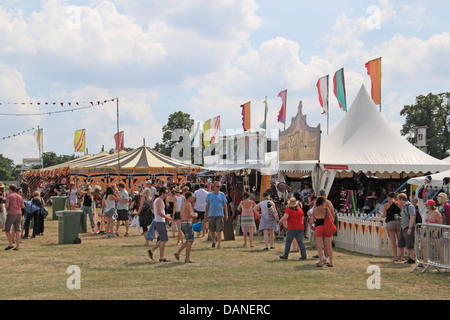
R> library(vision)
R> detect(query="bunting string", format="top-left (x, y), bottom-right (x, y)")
top-left (0, 98), bottom-right (117, 117)
top-left (1, 127), bottom-right (37, 141)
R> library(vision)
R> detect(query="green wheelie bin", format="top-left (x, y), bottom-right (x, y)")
top-left (56, 210), bottom-right (83, 245)
top-left (51, 196), bottom-right (69, 220)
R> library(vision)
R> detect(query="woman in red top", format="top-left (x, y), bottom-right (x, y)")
top-left (278, 197), bottom-right (307, 260)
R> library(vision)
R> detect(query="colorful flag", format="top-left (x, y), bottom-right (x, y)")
top-left (365, 57), bottom-right (382, 105)
top-left (33, 128), bottom-right (43, 153)
top-left (333, 68), bottom-right (347, 112)
top-left (210, 116), bottom-right (221, 144)
top-left (74, 129), bottom-right (86, 153)
top-left (316, 76), bottom-right (329, 115)
top-left (241, 102), bottom-right (251, 132)
top-left (277, 90), bottom-right (287, 125)
top-left (203, 119), bottom-right (211, 147)
top-left (190, 122), bottom-right (201, 148)
top-left (114, 131), bottom-right (124, 153)
top-left (260, 98), bottom-right (268, 129)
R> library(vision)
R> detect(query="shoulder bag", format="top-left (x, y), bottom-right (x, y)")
top-left (324, 208), bottom-right (337, 237)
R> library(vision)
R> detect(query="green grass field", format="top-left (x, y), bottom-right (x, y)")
top-left (1, 207), bottom-right (449, 300)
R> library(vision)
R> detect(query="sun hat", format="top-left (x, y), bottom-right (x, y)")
top-left (173, 186), bottom-right (182, 193)
top-left (287, 197), bottom-right (299, 208)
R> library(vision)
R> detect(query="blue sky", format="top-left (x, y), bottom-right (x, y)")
top-left (0, 0), bottom-right (449, 164)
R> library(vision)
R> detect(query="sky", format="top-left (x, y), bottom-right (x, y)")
top-left (0, 0), bottom-right (449, 165)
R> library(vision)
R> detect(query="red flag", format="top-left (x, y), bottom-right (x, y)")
top-left (114, 131), bottom-right (124, 153)
top-left (365, 57), bottom-right (382, 105)
top-left (277, 90), bottom-right (287, 125)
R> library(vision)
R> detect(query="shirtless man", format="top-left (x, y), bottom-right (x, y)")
top-left (174, 192), bottom-right (198, 263)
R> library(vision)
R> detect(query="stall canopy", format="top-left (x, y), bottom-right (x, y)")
top-left (444, 156), bottom-right (450, 163)
top-left (407, 170), bottom-right (450, 188)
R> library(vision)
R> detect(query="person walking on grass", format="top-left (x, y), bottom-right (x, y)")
top-left (237, 191), bottom-right (256, 247)
top-left (311, 196), bottom-right (334, 267)
top-left (193, 183), bottom-right (208, 238)
top-left (174, 192), bottom-right (198, 263)
top-left (205, 182), bottom-right (228, 249)
top-left (278, 197), bottom-right (307, 260)
top-left (253, 192), bottom-right (278, 251)
top-left (397, 193), bottom-right (417, 264)
top-left (102, 186), bottom-right (119, 238)
top-left (115, 183), bottom-right (130, 237)
top-left (137, 187), bottom-right (154, 246)
top-left (148, 187), bottom-right (172, 262)
top-left (5, 185), bottom-right (24, 251)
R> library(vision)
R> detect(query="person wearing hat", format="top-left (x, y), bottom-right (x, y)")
top-left (424, 200), bottom-right (442, 225)
top-left (422, 199), bottom-right (443, 263)
top-left (436, 193), bottom-right (450, 225)
top-left (278, 197), bottom-right (307, 260)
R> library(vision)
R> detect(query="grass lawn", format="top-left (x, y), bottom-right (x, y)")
top-left (1, 208), bottom-right (449, 300)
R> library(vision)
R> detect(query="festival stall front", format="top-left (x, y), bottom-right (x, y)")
top-left (280, 85), bottom-right (450, 212)
top-left (24, 145), bottom-right (202, 199)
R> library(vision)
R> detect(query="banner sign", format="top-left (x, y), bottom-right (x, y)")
top-left (279, 101), bottom-right (321, 162)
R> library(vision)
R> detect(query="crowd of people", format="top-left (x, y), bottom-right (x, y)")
top-left (2, 175), bottom-right (449, 269)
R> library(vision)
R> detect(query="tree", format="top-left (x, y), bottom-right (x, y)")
top-left (42, 152), bottom-right (78, 168)
top-left (0, 154), bottom-right (17, 181)
top-left (400, 92), bottom-right (450, 159)
top-left (153, 111), bottom-right (194, 157)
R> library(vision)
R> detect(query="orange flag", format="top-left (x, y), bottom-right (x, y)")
top-left (365, 57), bottom-right (382, 105)
top-left (241, 102), bottom-right (251, 132)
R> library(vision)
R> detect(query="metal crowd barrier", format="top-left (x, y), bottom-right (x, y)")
top-left (412, 223), bottom-right (450, 275)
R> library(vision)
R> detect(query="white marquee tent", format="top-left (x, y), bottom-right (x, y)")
top-left (281, 85), bottom-right (450, 195)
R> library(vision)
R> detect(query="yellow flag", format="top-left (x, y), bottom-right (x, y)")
top-left (74, 129), bottom-right (86, 152)
top-left (203, 119), bottom-right (211, 147)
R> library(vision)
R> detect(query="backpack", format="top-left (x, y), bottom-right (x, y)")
top-left (413, 205), bottom-right (422, 224)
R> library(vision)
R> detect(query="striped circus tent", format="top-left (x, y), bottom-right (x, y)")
top-left (72, 145), bottom-right (200, 171)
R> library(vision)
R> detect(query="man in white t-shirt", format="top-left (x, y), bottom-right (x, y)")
top-left (193, 184), bottom-right (209, 237)
top-left (115, 183), bottom-right (130, 236)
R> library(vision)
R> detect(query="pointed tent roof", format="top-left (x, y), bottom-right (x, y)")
top-left (444, 156), bottom-right (450, 163)
top-left (72, 145), bottom-right (201, 170)
top-left (318, 85), bottom-right (450, 174)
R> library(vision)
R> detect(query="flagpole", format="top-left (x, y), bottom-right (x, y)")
top-left (284, 91), bottom-right (287, 131)
top-left (116, 97), bottom-right (121, 182)
top-left (37, 125), bottom-right (43, 169)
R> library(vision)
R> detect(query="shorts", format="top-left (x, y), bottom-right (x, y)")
top-left (174, 211), bottom-right (181, 221)
top-left (208, 216), bottom-right (224, 233)
top-left (104, 208), bottom-right (116, 218)
top-left (69, 197), bottom-right (78, 205)
top-left (4, 214), bottom-right (22, 232)
top-left (314, 225), bottom-right (326, 238)
top-left (386, 220), bottom-right (401, 233)
top-left (195, 211), bottom-right (205, 220)
top-left (117, 209), bottom-right (129, 221)
top-left (398, 227), bottom-right (415, 250)
top-left (154, 221), bottom-right (168, 242)
top-left (181, 221), bottom-right (195, 242)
